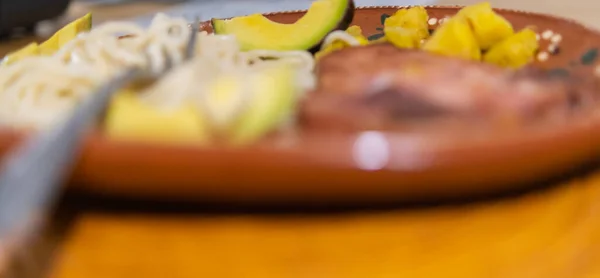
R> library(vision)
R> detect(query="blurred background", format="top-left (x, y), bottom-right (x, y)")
top-left (67, 0), bottom-right (597, 28)
top-left (72, 0), bottom-right (436, 27)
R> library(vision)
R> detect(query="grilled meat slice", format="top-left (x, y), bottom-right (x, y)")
top-left (305, 44), bottom-right (588, 131)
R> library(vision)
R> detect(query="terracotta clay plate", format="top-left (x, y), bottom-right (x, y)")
top-left (3, 6), bottom-right (600, 205)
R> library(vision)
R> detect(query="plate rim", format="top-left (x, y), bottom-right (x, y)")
top-left (2, 5), bottom-right (600, 203)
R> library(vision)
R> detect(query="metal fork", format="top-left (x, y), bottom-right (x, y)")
top-left (0, 18), bottom-right (200, 276)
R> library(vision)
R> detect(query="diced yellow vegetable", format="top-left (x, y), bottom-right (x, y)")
top-left (456, 2), bottom-right (514, 49)
top-left (2, 43), bottom-right (39, 66)
top-left (345, 25), bottom-right (363, 37)
top-left (483, 28), bottom-right (539, 68)
top-left (105, 92), bottom-right (210, 143)
top-left (386, 7), bottom-right (430, 39)
top-left (422, 17), bottom-right (481, 60)
top-left (383, 7), bottom-right (429, 49)
top-left (385, 27), bottom-right (423, 49)
top-left (345, 25), bottom-right (369, 45)
top-left (315, 25), bottom-right (369, 59)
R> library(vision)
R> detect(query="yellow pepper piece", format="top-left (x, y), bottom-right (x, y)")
top-left (346, 25), bottom-right (363, 37)
top-left (105, 92), bottom-right (210, 144)
top-left (314, 41), bottom-right (347, 60)
top-left (483, 28), bottom-right (539, 69)
top-left (385, 27), bottom-right (423, 49)
top-left (345, 25), bottom-right (369, 45)
top-left (385, 7), bottom-right (429, 39)
top-left (2, 43), bottom-right (39, 66)
top-left (384, 6), bottom-right (430, 49)
top-left (315, 25), bottom-right (368, 59)
top-left (422, 17), bottom-right (481, 61)
top-left (456, 2), bottom-right (514, 50)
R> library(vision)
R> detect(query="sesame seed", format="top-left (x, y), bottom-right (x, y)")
top-left (428, 18), bottom-right (438, 25)
top-left (541, 30), bottom-right (553, 40)
top-left (550, 34), bottom-right (562, 43)
top-left (537, 51), bottom-right (549, 61)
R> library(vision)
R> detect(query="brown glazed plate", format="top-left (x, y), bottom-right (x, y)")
top-left (3, 6), bottom-right (600, 205)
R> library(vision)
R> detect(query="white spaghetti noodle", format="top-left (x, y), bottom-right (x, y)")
top-left (321, 30), bottom-right (362, 49)
top-left (55, 13), bottom-right (192, 78)
top-left (0, 13), bottom-right (316, 130)
top-left (139, 31), bottom-right (315, 111)
top-left (0, 57), bottom-right (101, 129)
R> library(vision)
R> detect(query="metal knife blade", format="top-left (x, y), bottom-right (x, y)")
top-left (0, 19), bottom-right (200, 273)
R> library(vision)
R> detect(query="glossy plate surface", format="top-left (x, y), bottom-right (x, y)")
top-left (3, 6), bottom-right (600, 204)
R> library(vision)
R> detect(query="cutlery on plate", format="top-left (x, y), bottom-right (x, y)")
top-left (0, 18), bottom-right (200, 276)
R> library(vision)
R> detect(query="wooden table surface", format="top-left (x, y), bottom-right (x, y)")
top-left (2, 0), bottom-right (600, 277)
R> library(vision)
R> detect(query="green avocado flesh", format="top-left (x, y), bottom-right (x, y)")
top-left (203, 65), bottom-right (297, 145)
top-left (229, 66), bottom-right (296, 144)
top-left (211, 0), bottom-right (353, 51)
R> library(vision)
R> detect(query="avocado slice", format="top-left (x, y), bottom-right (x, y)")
top-left (211, 0), bottom-right (354, 52)
top-left (199, 65), bottom-right (297, 145)
top-left (39, 33), bottom-right (59, 56)
top-left (105, 92), bottom-right (210, 144)
top-left (1, 42), bottom-right (40, 66)
top-left (105, 65), bottom-right (297, 145)
top-left (228, 66), bottom-right (297, 145)
top-left (39, 13), bottom-right (93, 56)
top-left (57, 13), bottom-right (93, 47)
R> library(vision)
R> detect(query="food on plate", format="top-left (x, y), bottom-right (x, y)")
top-left (223, 65), bottom-right (297, 145)
top-left (315, 25), bottom-right (368, 59)
top-left (40, 13), bottom-right (93, 55)
top-left (456, 2), bottom-right (514, 49)
top-left (310, 44), bottom-right (578, 131)
top-left (1, 13), bottom-right (93, 64)
top-left (1, 42), bottom-right (39, 66)
top-left (39, 34), bottom-right (59, 55)
top-left (105, 92), bottom-right (210, 143)
top-left (211, 0), bottom-right (354, 52)
top-left (0, 13), bottom-right (314, 144)
top-left (483, 28), bottom-right (539, 68)
top-left (55, 13), bottom-right (194, 78)
top-left (0, 2), bottom-right (590, 146)
top-left (312, 2), bottom-right (535, 69)
top-left (345, 25), bottom-right (364, 38)
top-left (105, 26), bottom-right (311, 144)
top-left (0, 56), bottom-right (103, 129)
top-left (57, 13), bottom-right (93, 48)
top-left (422, 17), bottom-right (481, 60)
top-left (0, 13), bottom-right (194, 129)
top-left (384, 6), bottom-right (430, 49)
